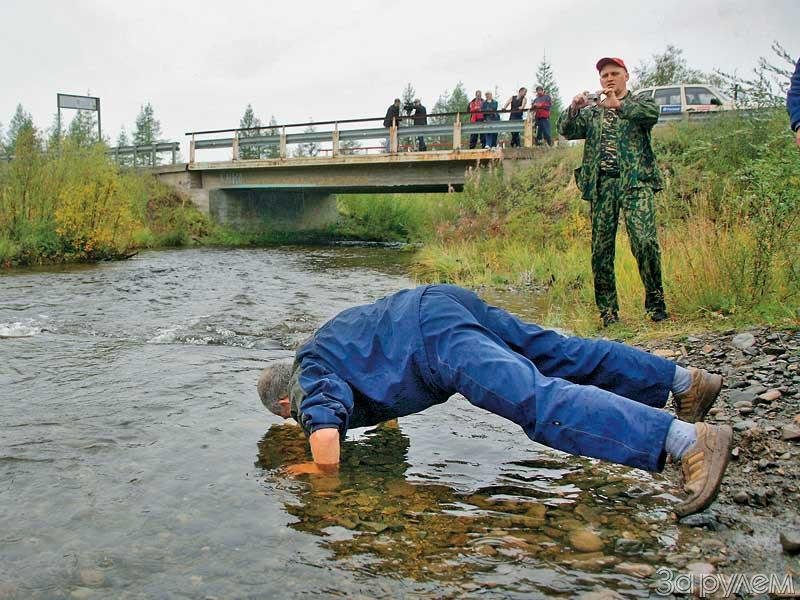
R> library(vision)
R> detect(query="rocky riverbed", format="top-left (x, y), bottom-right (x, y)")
top-left (637, 326), bottom-right (800, 592)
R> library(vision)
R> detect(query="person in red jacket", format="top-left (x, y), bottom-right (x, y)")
top-left (468, 90), bottom-right (485, 149)
top-left (533, 85), bottom-right (553, 146)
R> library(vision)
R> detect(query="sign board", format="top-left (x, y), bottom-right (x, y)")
top-left (58, 94), bottom-right (99, 111)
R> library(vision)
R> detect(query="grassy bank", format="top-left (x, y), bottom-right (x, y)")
top-left (0, 132), bottom-right (213, 266)
top-left (404, 109), bottom-right (800, 334)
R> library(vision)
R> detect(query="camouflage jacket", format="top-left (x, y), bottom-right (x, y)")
top-left (557, 95), bottom-right (663, 202)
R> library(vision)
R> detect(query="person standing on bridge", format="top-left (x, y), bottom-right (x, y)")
top-left (383, 98), bottom-right (402, 128)
top-left (257, 284), bottom-right (732, 518)
top-left (532, 86), bottom-right (553, 147)
top-left (482, 91), bottom-right (500, 148)
top-left (558, 57), bottom-right (667, 327)
top-left (503, 87), bottom-right (528, 147)
top-left (412, 99), bottom-right (428, 151)
top-left (788, 56), bottom-right (800, 149)
top-left (468, 90), bottom-right (485, 149)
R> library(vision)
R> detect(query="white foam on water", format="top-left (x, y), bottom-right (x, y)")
top-left (0, 320), bottom-right (42, 338)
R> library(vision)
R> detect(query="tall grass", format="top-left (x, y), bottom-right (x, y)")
top-left (408, 109), bottom-right (800, 333)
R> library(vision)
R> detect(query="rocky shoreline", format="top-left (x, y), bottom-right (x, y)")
top-left (638, 326), bottom-right (800, 590)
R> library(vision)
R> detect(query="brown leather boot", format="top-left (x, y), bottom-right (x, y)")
top-left (674, 423), bottom-right (733, 517)
top-left (673, 368), bottom-right (723, 423)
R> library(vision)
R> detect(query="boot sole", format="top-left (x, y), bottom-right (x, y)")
top-left (675, 425), bottom-right (733, 517)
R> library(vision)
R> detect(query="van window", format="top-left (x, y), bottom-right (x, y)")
top-left (685, 86), bottom-right (718, 105)
top-left (653, 87), bottom-right (682, 106)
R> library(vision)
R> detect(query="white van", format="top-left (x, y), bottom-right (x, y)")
top-left (632, 84), bottom-right (735, 116)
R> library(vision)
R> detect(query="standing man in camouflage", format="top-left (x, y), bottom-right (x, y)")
top-left (558, 57), bottom-right (667, 326)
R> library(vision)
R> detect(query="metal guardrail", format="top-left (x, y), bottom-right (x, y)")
top-left (186, 109), bottom-right (537, 163)
top-left (108, 142), bottom-right (180, 166)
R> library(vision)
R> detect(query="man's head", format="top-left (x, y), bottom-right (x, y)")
top-left (485, 91), bottom-right (493, 101)
top-left (413, 98), bottom-right (421, 106)
top-left (536, 86), bottom-right (544, 95)
top-left (474, 90), bottom-right (482, 99)
top-left (518, 87), bottom-right (527, 97)
top-left (596, 57), bottom-right (629, 96)
top-left (394, 98), bottom-right (401, 106)
top-left (257, 361), bottom-right (293, 418)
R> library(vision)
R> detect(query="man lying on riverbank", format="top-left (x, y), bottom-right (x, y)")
top-left (257, 284), bottom-right (732, 517)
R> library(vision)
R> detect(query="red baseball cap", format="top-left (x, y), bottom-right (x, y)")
top-left (596, 57), bottom-right (627, 72)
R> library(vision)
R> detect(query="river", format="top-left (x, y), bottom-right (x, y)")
top-left (1, 247), bottom-right (683, 599)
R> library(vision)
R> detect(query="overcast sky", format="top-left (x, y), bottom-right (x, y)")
top-left (3, 0), bottom-right (798, 152)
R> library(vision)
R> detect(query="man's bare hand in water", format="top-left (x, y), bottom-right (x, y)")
top-left (285, 462), bottom-right (338, 476)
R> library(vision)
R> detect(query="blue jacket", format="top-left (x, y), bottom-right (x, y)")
top-left (789, 57), bottom-right (800, 132)
top-left (289, 286), bottom-right (444, 436)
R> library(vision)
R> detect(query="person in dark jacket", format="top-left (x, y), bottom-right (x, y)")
top-left (482, 91), bottom-right (500, 148)
top-left (383, 98), bottom-right (401, 128)
top-left (412, 99), bottom-right (428, 151)
top-left (503, 87), bottom-right (528, 147)
top-left (258, 284), bottom-right (732, 517)
top-left (788, 57), bottom-right (800, 148)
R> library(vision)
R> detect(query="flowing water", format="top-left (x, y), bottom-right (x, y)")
top-left (1, 247), bottom-right (685, 599)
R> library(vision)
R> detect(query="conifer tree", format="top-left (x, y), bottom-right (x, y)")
top-left (534, 56), bottom-right (564, 134)
top-left (239, 104), bottom-right (264, 159)
top-left (6, 104), bottom-right (35, 154)
top-left (133, 103), bottom-right (162, 166)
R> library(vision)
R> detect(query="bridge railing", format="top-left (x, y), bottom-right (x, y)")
top-left (185, 109), bottom-right (537, 163)
top-left (107, 142), bottom-right (181, 166)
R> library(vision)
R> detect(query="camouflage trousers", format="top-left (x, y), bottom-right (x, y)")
top-left (590, 176), bottom-right (666, 317)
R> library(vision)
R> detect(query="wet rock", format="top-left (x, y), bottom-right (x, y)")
top-left (733, 491), bottom-right (749, 504)
top-left (578, 590), bottom-right (625, 600)
top-left (686, 561), bottom-right (716, 575)
top-left (569, 529), bottom-right (604, 553)
top-left (614, 562), bottom-right (656, 578)
top-left (731, 446), bottom-right (740, 459)
top-left (679, 513), bottom-right (719, 530)
top-left (614, 538), bottom-right (644, 555)
top-left (734, 420), bottom-right (757, 432)
top-left (70, 589), bottom-right (94, 600)
top-left (779, 531), bottom-right (800, 554)
top-left (79, 568), bottom-right (104, 587)
top-left (733, 400), bottom-right (753, 410)
top-left (732, 333), bottom-right (756, 350)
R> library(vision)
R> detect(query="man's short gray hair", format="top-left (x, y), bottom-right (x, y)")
top-left (257, 361), bottom-right (293, 415)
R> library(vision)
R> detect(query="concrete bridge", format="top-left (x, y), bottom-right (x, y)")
top-left (149, 111), bottom-right (543, 229)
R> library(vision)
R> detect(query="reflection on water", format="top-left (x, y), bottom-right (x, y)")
top-left (258, 422), bottom-right (679, 597)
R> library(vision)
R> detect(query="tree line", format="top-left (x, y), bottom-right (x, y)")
top-left (0, 101), bottom-right (164, 167)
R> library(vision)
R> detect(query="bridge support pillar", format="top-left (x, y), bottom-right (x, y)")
top-left (209, 188), bottom-right (338, 231)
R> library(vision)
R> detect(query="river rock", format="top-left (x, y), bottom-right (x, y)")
top-left (686, 561), bottom-right (716, 575)
top-left (734, 420), bottom-right (757, 432)
top-left (614, 538), bottom-right (644, 555)
top-left (733, 491), bottom-right (749, 504)
top-left (569, 529), bottom-right (604, 553)
top-left (732, 333), bottom-right (756, 350)
top-left (679, 513), bottom-right (719, 530)
top-left (779, 531), bottom-right (800, 554)
top-left (782, 425), bottom-right (800, 442)
top-left (79, 568), bottom-right (105, 587)
top-left (758, 389), bottom-right (782, 402)
top-left (728, 390), bottom-right (757, 405)
top-left (614, 562), bottom-right (656, 578)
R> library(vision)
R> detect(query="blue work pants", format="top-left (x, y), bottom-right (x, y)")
top-left (419, 285), bottom-right (675, 471)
